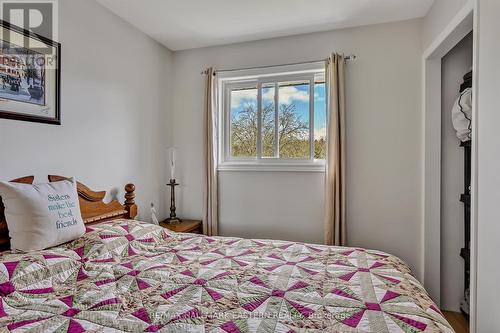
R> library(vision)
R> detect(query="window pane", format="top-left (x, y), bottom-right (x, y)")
top-left (261, 84), bottom-right (275, 158)
top-left (314, 82), bottom-right (327, 159)
top-left (278, 81), bottom-right (310, 159)
top-left (230, 87), bottom-right (258, 158)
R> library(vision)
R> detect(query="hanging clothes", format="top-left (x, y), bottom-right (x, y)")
top-left (451, 87), bottom-right (472, 142)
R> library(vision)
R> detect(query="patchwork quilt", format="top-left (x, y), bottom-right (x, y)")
top-left (0, 220), bottom-right (453, 332)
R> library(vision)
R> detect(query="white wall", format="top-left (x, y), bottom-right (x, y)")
top-left (440, 33), bottom-right (473, 312)
top-left (0, 0), bottom-right (173, 220)
top-left (171, 19), bottom-right (424, 276)
top-left (476, 0), bottom-right (500, 331)
top-left (219, 172), bottom-right (324, 243)
top-left (423, 0), bottom-right (469, 49)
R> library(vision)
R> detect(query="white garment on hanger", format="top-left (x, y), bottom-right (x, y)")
top-left (451, 87), bottom-right (472, 142)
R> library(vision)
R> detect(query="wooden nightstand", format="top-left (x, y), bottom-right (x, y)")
top-left (159, 219), bottom-right (203, 234)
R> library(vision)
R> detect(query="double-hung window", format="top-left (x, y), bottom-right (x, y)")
top-left (218, 63), bottom-right (326, 171)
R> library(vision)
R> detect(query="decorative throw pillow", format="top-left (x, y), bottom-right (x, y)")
top-left (0, 178), bottom-right (85, 251)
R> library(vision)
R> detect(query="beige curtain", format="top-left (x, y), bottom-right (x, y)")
top-left (324, 54), bottom-right (346, 246)
top-left (202, 67), bottom-right (218, 236)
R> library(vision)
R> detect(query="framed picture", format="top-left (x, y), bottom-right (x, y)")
top-left (0, 20), bottom-right (60, 125)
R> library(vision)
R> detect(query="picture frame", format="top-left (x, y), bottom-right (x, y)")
top-left (0, 20), bottom-right (61, 125)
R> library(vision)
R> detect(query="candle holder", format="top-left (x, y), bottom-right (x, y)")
top-left (166, 179), bottom-right (181, 225)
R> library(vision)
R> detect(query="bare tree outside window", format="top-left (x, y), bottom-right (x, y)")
top-left (225, 71), bottom-right (326, 163)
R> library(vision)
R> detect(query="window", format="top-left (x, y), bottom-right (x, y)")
top-left (219, 63), bottom-right (326, 171)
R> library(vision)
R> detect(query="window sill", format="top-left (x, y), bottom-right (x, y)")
top-left (217, 162), bottom-right (326, 173)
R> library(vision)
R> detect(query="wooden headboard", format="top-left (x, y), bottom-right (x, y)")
top-left (0, 175), bottom-right (138, 250)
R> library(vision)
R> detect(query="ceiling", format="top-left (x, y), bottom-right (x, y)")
top-left (95, 0), bottom-right (435, 51)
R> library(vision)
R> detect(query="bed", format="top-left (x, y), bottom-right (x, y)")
top-left (0, 176), bottom-right (453, 332)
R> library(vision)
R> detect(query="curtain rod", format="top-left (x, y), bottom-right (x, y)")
top-left (201, 54), bottom-right (356, 75)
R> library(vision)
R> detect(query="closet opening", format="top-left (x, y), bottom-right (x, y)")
top-left (440, 31), bottom-right (473, 333)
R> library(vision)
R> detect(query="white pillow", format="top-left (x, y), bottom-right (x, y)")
top-left (0, 178), bottom-right (85, 251)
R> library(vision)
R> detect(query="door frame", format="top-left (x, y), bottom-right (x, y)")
top-left (422, 0), bottom-right (477, 331)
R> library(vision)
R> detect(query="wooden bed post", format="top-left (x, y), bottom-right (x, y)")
top-left (124, 184), bottom-right (138, 219)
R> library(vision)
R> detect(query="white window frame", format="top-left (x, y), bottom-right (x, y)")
top-left (217, 62), bottom-right (326, 172)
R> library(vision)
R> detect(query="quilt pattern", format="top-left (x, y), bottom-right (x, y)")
top-left (0, 220), bottom-right (453, 332)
